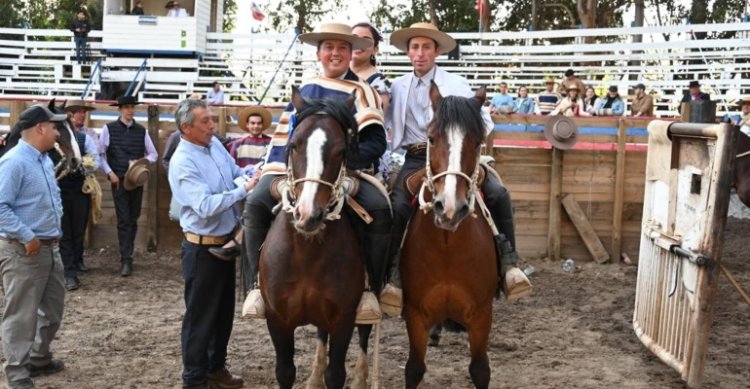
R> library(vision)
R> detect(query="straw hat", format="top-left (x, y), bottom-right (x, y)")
top-left (298, 23), bottom-right (372, 50)
top-left (389, 22), bottom-right (456, 52)
top-left (736, 96), bottom-right (750, 106)
top-left (544, 116), bottom-right (579, 150)
top-left (238, 106), bottom-right (272, 131)
top-left (123, 158), bottom-right (150, 191)
top-left (64, 99), bottom-right (95, 112)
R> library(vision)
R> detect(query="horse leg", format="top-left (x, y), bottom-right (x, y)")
top-left (267, 319), bottom-right (296, 389)
top-left (405, 312), bottom-right (430, 389)
top-left (306, 328), bottom-right (328, 389)
top-left (351, 324), bottom-right (373, 389)
top-left (466, 310), bottom-right (492, 389)
top-left (428, 323), bottom-right (443, 347)
top-left (324, 325), bottom-right (356, 389)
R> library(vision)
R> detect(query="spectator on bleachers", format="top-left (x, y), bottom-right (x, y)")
top-left (166, 0), bottom-right (189, 17)
top-left (69, 10), bottom-right (90, 65)
top-left (560, 69), bottom-right (586, 97)
top-left (490, 82), bottom-right (514, 114)
top-left (630, 83), bottom-right (654, 117)
top-left (594, 86), bottom-right (625, 116)
top-left (681, 80), bottom-right (710, 104)
top-left (206, 82), bottom-right (224, 105)
top-left (536, 77), bottom-right (561, 115)
top-left (513, 86), bottom-right (536, 114)
top-left (724, 97), bottom-right (750, 133)
top-left (550, 85), bottom-right (587, 117)
top-left (131, 1), bottom-right (144, 15)
top-left (583, 87), bottom-right (598, 115)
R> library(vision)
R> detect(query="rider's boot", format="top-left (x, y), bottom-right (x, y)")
top-left (495, 233), bottom-right (532, 301)
top-left (379, 243), bottom-right (403, 317)
top-left (241, 225), bottom-right (268, 319)
top-left (356, 215), bottom-right (391, 324)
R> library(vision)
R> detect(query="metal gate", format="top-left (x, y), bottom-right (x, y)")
top-left (633, 121), bottom-right (738, 388)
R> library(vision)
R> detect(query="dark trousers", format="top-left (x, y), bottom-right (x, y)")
top-left (181, 241), bottom-right (236, 389)
top-left (59, 187), bottom-right (91, 278)
top-left (390, 152), bottom-right (516, 249)
top-left (112, 183), bottom-right (143, 263)
top-left (74, 36), bottom-right (87, 64)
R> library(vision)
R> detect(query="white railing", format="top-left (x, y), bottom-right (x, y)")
top-left (1, 22), bottom-right (750, 115)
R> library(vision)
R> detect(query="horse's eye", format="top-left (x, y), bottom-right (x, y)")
top-left (427, 137), bottom-right (434, 146)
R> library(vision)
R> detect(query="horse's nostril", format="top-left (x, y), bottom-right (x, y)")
top-left (457, 203), bottom-right (470, 218)
top-left (434, 200), bottom-right (444, 214)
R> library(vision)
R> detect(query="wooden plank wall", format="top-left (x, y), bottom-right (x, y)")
top-left (2, 99), bottom-right (651, 262)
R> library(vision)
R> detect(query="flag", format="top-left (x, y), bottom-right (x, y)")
top-left (251, 2), bottom-right (265, 21)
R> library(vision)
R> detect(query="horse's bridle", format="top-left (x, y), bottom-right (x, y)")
top-left (280, 145), bottom-right (348, 222)
top-left (418, 137), bottom-right (481, 215)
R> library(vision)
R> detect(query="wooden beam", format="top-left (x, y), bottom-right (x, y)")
top-left (146, 105), bottom-right (160, 252)
top-left (217, 106), bottom-right (227, 137)
top-left (9, 100), bottom-right (25, 127)
top-left (547, 148), bottom-right (563, 261)
top-left (611, 119), bottom-right (627, 261)
top-left (560, 193), bottom-right (610, 263)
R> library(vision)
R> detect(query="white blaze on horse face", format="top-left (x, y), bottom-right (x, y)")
top-left (297, 128), bottom-right (327, 221)
top-left (443, 126), bottom-right (464, 220)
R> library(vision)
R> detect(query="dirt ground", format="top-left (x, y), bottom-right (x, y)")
top-left (1, 218), bottom-right (748, 389)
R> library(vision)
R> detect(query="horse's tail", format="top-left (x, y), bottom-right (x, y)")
top-left (442, 319), bottom-right (466, 333)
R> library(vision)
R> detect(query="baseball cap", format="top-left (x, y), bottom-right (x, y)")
top-left (18, 104), bottom-right (67, 129)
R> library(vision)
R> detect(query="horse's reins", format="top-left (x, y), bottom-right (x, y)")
top-left (418, 137), bottom-right (480, 215)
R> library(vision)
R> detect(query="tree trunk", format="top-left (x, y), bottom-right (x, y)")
top-left (480, 0), bottom-right (490, 33)
top-left (429, 0), bottom-right (437, 25)
top-left (576, 0), bottom-right (596, 43)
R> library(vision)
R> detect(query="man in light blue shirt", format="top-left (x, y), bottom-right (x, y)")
top-left (490, 82), bottom-right (515, 114)
top-left (206, 82), bottom-right (224, 105)
top-left (0, 104), bottom-right (68, 389)
top-left (168, 98), bottom-right (254, 389)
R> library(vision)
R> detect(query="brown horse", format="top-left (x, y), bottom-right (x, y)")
top-left (259, 88), bottom-right (373, 389)
top-left (733, 130), bottom-right (750, 207)
top-left (401, 84), bottom-right (497, 389)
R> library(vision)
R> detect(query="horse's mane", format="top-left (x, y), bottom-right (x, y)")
top-left (294, 97), bottom-right (359, 159)
top-left (430, 95), bottom-right (485, 145)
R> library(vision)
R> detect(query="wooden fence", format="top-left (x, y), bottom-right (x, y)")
top-left (1, 98), bottom-right (655, 262)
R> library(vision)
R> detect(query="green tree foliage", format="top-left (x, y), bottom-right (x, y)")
top-left (268, 0), bottom-right (345, 33)
top-left (371, 0), bottom-right (480, 32)
top-left (223, 0), bottom-right (237, 32)
top-left (0, 0), bottom-right (25, 28)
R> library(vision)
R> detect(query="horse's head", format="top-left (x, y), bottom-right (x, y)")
top-left (46, 99), bottom-right (81, 178)
top-left (424, 82), bottom-right (487, 231)
top-left (286, 86), bottom-right (358, 235)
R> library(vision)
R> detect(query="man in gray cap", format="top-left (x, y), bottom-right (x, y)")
top-left (0, 104), bottom-right (68, 389)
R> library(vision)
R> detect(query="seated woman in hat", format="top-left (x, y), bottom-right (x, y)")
top-left (550, 85), bottom-right (589, 117)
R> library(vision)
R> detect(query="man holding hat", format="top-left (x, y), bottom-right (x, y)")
top-left (99, 95), bottom-right (158, 277)
top-left (242, 22), bottom-right (390, 323)
top-left (560, 69), bottom-right (586, 97)
top-left (594, 86), bottom-right (625, 116)
top-left (0, 104), bottom-right (67, 389)
top-left (630, 83), bottom-right (654, 117)
top-left (382, 22), bottom-right (531, 315)
top-left (535, 77), bottom-right (561, 115)
top-left (57, 100), bottom-right (99, 290)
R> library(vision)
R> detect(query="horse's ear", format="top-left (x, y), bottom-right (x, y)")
top-left (47, 99), bottom-right (56, 111)
top-left (474, 86), bottom-right (487, 109)
top-left (345, 90), bottom-right (356, 110)
top-left (429, 80), bottom-right (443, 112)
top-left (60, 100), bottom-right (67, 110)
top-left (291, 86), bottom-right (306, 112)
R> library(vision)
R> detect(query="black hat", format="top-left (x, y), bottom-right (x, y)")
top-left (18, 104), bottom-right (67, 129)
top-left (634, 83), bottom-right (646, 90)
top-left (564, 69), bottom-right (575, 77)
top-left (689, 80), bottom-right (700, 88)
top-left (109, 95), bottom-right (142, 107)
top-left (608, 85), bottom-right (619, 93)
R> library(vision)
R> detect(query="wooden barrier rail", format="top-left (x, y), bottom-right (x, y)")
top-left (1, 99), bottom-right (654, 262)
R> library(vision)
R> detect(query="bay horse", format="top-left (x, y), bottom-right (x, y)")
top-left (0, 99), bottom-right (80, 180)
top-left (259, 87), bottom-right (373, 389)
top-left (401, 84), bottom-right (497, 389)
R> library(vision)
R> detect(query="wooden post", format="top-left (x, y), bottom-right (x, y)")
top-left (9, 100), bottom-right (25, 127)
top-left (547, 147), bottom-right (563, 261)
top-left (561, 193), bottom-right (611, 263)
top-left (217, 107), bottom-right (227, 137)
top-left (612, 119), bottom-right (627, 262)
top-left (146, 105), bottom-right (160, 252)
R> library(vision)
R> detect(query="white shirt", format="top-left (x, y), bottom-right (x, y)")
top-left (167, 8), bottom-right (189, 17)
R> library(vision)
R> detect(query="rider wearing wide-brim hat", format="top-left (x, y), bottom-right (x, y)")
top-left (241, 22), bottom-right (390, 324)
top-left (381, 22), bottom-right (532, 316)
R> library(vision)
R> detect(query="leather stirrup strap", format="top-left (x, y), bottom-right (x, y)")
top-left (346, 197), bottom-right (373, 224)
